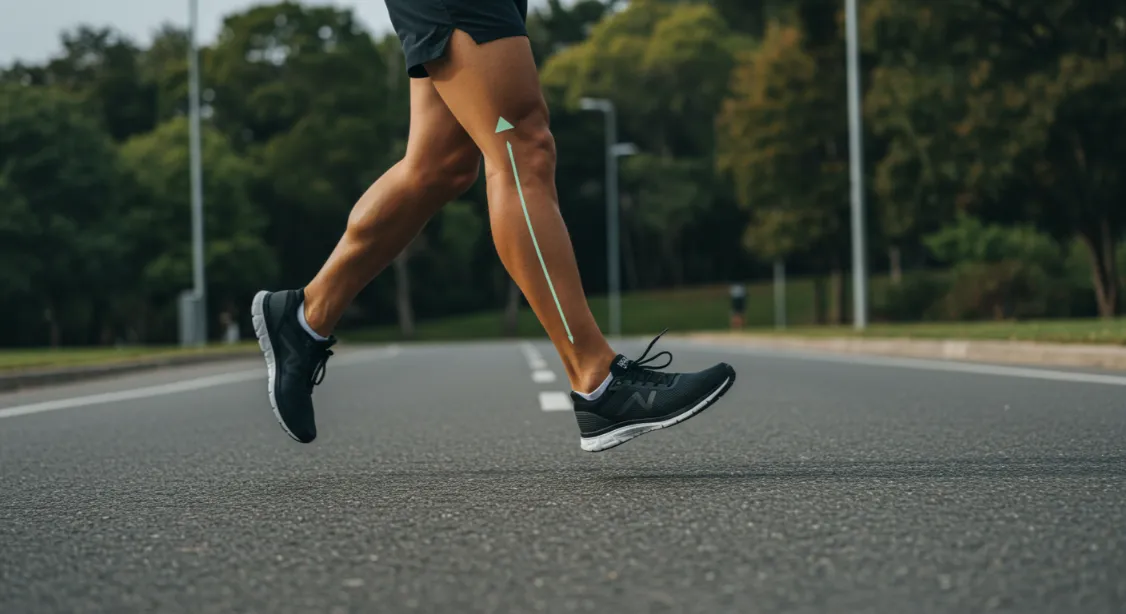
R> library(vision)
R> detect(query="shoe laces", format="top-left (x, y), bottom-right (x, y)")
top-left (310, 346), bottom-right (334, 388)
top-left (627, 329), bottom-right (675, 386)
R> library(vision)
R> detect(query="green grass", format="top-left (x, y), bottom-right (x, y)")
top-left (6, 280), bottom-right (1121, 372)
top-left (346, 279), bottom-right (1126, 346)
top-left (0, 343), bottom-right (256, 372)
top-left (343, 277), bottom-right (834, 343)
top-left (747, 319), bottom-right (1126, 345)
top-left (345, 285), bottom-right (773, 343)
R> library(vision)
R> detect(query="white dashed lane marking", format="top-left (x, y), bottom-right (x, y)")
top-left (521, 342), bottom-right (569, 411)
top-left (538, 391), bottom-right (573, 412)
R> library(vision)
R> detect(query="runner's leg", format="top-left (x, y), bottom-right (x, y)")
top-left (424, 31), bottom-right (616, 392)
top-left (302, 79), bottom-right (481, 335)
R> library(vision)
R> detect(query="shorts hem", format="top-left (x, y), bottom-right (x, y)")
top-left (406, 26), bottom-right (454, 79)
top-left (407, 26), bottom-right (529, 79)
top-left (465, 26), bottom-right (529, 46)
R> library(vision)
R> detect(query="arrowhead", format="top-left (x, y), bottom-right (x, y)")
top-left (496, 117), bottom-right (515, 134)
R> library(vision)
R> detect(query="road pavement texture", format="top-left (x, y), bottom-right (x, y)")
top-left (1, 339), bottom-right (1123, 613)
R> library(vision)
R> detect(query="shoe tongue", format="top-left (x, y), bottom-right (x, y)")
top-left (609, 354), bottom-right (634, 376)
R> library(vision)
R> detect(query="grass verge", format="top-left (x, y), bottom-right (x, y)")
top-left (345, 281), bottom-right (1126, 346)
top-left (0, 343), bottom-right (257, 373)
top-left (744, 319), bottom-right (1126, 345)
top-left (5, 280), bottom-right (1122, 373)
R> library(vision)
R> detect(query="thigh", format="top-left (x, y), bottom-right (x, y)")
top-left (422, 30), bottom-right (546, 169)
top-left (405, 78), bottom-right (480, 169)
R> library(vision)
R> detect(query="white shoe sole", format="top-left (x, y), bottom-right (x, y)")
top-left (579, 376), bottom-right (734, 453)
top-left (251, 291), bottom-right (302, 443)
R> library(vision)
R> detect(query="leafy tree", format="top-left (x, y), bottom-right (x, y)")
top-left (141, 26), bottom-right (192, 124)
top-left (0, 171), bottom-right (37, 300)
top-left (206, 3), bottom-right (408, 325)
top-left (926, 214), bottom-right (1063, 269)
top-left (1014, 52), bottom-right (1126, 317)
top-left (865, 0), bottom-right (1126, 316)
top-left (7, 0), bottom-right (1126, 347)
top-left (621, 155), bottom-right (714, 285)
top-left (717, 22), bottom-right (851, 321)
top-left (543, 0), bottom-right (750, 289)
top-left (528, 0), bottom-right (619, 62)
top-left (0, 84), bottom-right (125, 345)
top-left (924, 215), bottom-right (1070, 320)
top-left (207, 3), bottom-right (395, 148)
top-left (545, 0), bottom-right (748, 156)
top-left (707, 0), bottom-right (791, 36)
top-left (864, 2), bottom-right (964, 280)
top-left (2, 27), bottom-right (158, 141)
top-left (118, 118), bottom-right (275, 340)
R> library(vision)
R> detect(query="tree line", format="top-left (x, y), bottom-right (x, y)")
top-left (1, 0), bottom-right (1122, 347)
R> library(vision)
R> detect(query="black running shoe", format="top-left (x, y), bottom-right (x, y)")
top-left (251, 289), bottom-right (335, 443)
top-left (571, 331), bottom-right (736, 452)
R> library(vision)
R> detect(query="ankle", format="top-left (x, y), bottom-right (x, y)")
top-left (571, 349), bottom-right (616, 393)
top-left (299, 294), bottom-right (333, 338)
top-left (573, 371), bottom-right (609, 395)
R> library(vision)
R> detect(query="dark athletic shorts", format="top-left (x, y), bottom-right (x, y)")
top-left (386, 0), bottom-right (529, 79)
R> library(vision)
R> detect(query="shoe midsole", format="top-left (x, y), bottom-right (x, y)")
top-left (252, 291), bottom-right (302, 443)
top-left (578, 384), bottom-right (727, 438)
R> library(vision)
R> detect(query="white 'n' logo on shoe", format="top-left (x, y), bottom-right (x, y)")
top-left (622, 390), bottom-right (656, 411)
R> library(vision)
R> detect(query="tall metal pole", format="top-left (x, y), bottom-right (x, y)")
top-left (581, 98), bottom-right (627, 338)
top-left (188, 0), bottom-right (207, 344)
top-left (605, 103), bottom-right (621, 339)
top-left (845, 0), bottom-right (868, 330)
top-left (773, 259), bottom-right (787, 329)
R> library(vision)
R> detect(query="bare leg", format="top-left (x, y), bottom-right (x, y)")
top-left (302, 79), bottom-right (481, 335)
top-left (425, 31), bottom-right (615, 392)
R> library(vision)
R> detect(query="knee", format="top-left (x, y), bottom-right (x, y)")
top-left (517, 124), bottom-right (557, 180)
top-left (436, 149), bottom-right (482, 198)
top-left (518, 102), bottom-right (557, 173)
top-left (409, 147), bottom-right (481, 201)
top-left (488, 108), bottom-right (557, 183)
top-left (345, 150), bottom-right (480, 240)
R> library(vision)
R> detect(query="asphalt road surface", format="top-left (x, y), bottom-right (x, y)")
top-left (1, 339), bottom-right (1124, 614)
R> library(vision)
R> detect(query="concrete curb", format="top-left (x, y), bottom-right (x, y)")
top-left (686, 333), bottom-right (1126, 372)
top-left (0, 349), bottom-right (260, 393)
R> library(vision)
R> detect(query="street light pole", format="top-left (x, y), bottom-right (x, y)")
top-left (604, 104), bottom-right (621, 339)
top-left (188, 0), bottom-right (207, 344)
top-left (845, 0), bottom-right (868, 330)
top-left (580, 98), bottom-right (627, 338)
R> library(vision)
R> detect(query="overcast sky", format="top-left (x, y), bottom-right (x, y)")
top-left (2, 0), bottom-right (546, 65)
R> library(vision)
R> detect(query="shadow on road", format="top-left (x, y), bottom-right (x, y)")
top-left (343, 455), bottom-right (1126, 486)
top-left (596, 455), bottom-right (1126, 483)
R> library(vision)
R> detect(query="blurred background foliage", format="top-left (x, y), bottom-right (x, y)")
top-left (1, 0), bottom-right (1123, 346)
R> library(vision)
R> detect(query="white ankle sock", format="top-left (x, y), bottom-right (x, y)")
top-left (575, 373), bottom-right (613, 401)
top-left (297, 302), bottom-right (329, 342)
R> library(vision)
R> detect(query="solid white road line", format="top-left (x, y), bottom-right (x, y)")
top-left (0, 346), bottom-right (401, 420)
top-left (681, 341), bottom-right (1126, 387)
top-left (532, 370), bottom-right (557, 383)
top-left (0, 371), bottom-right (264, 420)
top-left (539, 391), bottom-right (573, 412)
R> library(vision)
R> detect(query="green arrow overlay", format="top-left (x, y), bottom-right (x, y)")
top-left (499, 117), bottom-right (573, 343)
